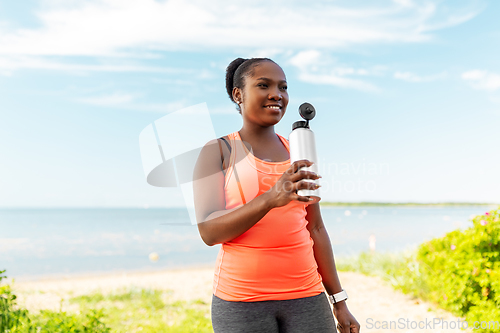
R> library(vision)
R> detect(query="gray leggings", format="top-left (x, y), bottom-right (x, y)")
top-left (211, 293), bottom-right (337, 333)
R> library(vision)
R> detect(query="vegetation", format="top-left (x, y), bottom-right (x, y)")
top-left (4, 206), bottom-right (498, 331)
top-left (0, 270), bottom-right (211, 332)
top-left (1, 269), bottom-right (110, 332)
top-left (69, 288), bottom-right (212, 333)
top-left (337, 206), bottom-right (500, 332)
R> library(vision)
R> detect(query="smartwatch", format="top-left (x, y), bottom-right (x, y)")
top-left (328, 289), bottom-right (348, 304)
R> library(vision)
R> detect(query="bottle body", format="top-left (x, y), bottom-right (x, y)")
top-left (289, 127), bottom-right (321, 201)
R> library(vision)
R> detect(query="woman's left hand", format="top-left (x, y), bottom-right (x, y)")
top-left (333, 302), bottom-right (360, 333)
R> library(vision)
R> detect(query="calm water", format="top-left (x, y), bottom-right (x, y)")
top-left (0, 206), bottom-right (494, 280)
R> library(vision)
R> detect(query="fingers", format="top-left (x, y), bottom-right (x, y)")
top-left (273, 159), bottom-right (321, 206)
top-left (290, 169), bottom-right (321, 182)
top-left (289, 159), bottom-right (313, 174)
top-left (287, 160), bottom-right (321, 182)
top-left (293, 180), bottom-right (320, 192)
top-left (338, 322), bottom-right (350, 333)
top-left (293, 194), bottom-right (310, 202)
top-left (338, 319), bottom-right (360, 333)
top-left (352, 319), bottom-right (360, 333)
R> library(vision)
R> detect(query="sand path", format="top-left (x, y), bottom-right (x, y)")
top-left (11, 267), bottom-right (471, 333)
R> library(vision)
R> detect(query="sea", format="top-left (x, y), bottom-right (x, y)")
top-left (0, 206), bottom-right (495, 281)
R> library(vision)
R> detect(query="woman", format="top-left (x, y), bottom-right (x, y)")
top-left (193, 57), bottom-right (360, 333)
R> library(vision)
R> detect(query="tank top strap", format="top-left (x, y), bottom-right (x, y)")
top-left (276, 133), bottom-right (290, 153)
top-left (226, 132), bottom-right (239, 170)
top-left (225, 132), bottom-right (248, 204)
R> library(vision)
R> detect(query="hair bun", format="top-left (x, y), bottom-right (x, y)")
top-left (225, 58), bottom-right (247, 102)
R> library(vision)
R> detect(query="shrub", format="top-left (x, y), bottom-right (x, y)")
top-left (1, 269), bottom-right (29, 332)
top-left (417, 207), bottom-right (500, 331)
top-left (336, 207), bottom-right (500, 332)
top-left (0, 270), bottom-right (110, 333)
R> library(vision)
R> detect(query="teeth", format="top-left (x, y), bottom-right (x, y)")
top-left (266, 106), bottom-right (281, 110)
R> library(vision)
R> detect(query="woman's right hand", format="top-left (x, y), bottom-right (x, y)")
top-left (265, 159), bottom-right (322, 208)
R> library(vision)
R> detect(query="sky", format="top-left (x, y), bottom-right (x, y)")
top-left (0, 0), bottom-right (499, 208)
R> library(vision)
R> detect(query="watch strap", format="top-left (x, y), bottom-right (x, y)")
top-left (328, 289), bottom-right (348, 304)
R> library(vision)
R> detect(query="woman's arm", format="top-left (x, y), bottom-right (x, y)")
top-left (306, 203), bottom-right (360, 333)
top-left (193, 139), bottom-right (270, 246)
top-left (193, 139), bottom-right (319, 246)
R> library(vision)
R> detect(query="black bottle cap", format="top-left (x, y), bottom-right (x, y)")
top-left (292, 120), bottom-right (308, 130)
top-left (299, 102), bottom-right (316, 121)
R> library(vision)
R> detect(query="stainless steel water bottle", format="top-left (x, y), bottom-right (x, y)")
top-left (289, 102), bottom-right (320, 202)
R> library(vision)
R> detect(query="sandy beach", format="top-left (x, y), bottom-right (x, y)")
top-left (10, 267), bottom-right (471, 333)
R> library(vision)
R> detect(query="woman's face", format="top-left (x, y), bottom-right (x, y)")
top-left (235, 61), bottom-right (289, 127)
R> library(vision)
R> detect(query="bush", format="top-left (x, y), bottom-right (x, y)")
top-left (1, 268), bottom-right (211, 332)
top-left (0, 270), bottom-right (110, 333)
top-left (1, 269), bottom-right (29, 332)
top-left (417, 207), bottom-right (500, 331)
top-left (336, 207), bottom-right (500, 332)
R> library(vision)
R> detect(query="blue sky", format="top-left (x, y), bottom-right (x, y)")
top-left (0, 0), bottom-right (499, 208)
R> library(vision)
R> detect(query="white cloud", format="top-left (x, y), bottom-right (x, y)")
top-left (248, 49), bottom-right (289, 60)
top-left (394, 71), bottom-right (446, 82)
top-left (289, 50), bottom-right (322, 70)
top-left (77, 96), bottom-right (234, 114)
top-left (76, 91), bottom-right (233, 113)
top-left (0, 55), bottom-right (187, 74)
top-left (416, 2), bottom-right (484, 33)
top-left (77, 92), bottom-right (137, 106)
top-left (0, 238), bottom-right (30, 252)
top-left (298, 71), bottom-right (379, 92)
top-left (0, 0), bottom-right (482, 58)
top-left (462, 70), bottom-right (500, 91)
top-left (288, 50), bottom-right (382, 92)
top-left (392, 0), bottom-right (415, 7)
top-left (76, 93), bottom-right (189, 113)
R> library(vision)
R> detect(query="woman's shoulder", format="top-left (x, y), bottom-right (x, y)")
top-left (276, 132), bottom-right (289, 141)
top-left (198, 133), bottom-right (234, 171)
top-left (276, 133), bottom-right (290, 148)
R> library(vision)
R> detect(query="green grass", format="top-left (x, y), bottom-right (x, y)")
top-left (1, 269), bottom-right (212, 333)
top-left (335, 249), bottom-right (426, 296)
top-left (69, 287), bottom-right (212, 333)
top-left (1, 268), bottom-right (111, 333)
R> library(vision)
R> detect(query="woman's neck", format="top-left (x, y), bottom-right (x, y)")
top-left (238, 124), bottom-right (289, 162)
top-left (239, 125), bottom-right (277, 144)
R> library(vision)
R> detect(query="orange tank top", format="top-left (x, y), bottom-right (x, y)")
top-left (213, 131), bottom-right (324, 302)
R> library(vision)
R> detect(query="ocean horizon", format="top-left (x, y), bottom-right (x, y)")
top-left (1, 205), bottom-right (496, 281)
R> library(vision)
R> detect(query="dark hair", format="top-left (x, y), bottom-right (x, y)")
top-left (225, 57), bottom-right (276, 113)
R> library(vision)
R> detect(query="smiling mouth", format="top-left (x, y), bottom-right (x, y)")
top-left (264, 105), bottom-right (282, 111)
